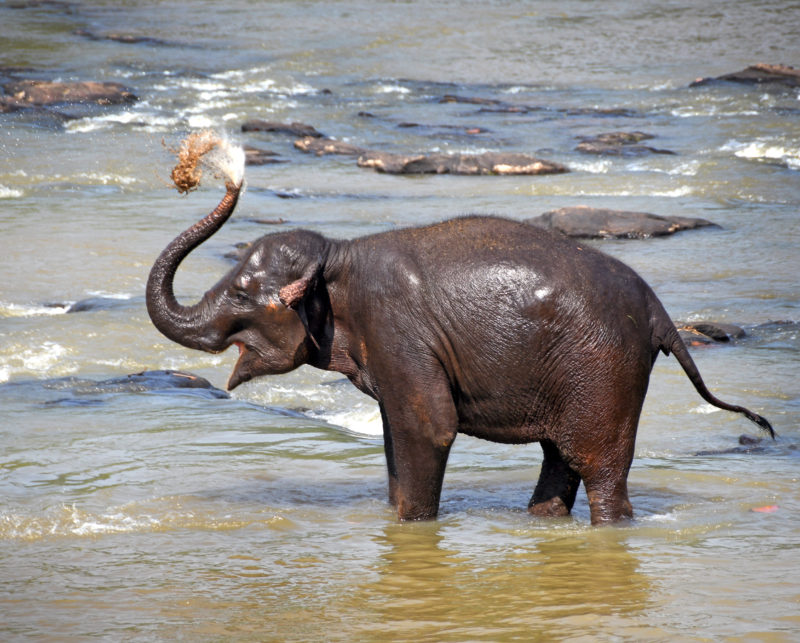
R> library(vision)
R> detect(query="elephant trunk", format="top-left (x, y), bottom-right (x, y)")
top-left (146, 181), bottom-right (241, 351)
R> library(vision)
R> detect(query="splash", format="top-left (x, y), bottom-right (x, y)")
top-left (169, 130), bottom-right (245, 194)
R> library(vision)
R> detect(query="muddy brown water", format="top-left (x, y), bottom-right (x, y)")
top-left (1, 1), bottom-right (799, 640)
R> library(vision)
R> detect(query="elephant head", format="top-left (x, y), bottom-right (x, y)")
top-left (146, 180), bottom-right (333, 390)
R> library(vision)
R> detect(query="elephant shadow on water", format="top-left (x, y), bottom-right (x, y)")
top-left (344, 520), bottom-right (653, 640)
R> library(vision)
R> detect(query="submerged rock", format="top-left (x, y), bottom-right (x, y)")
top-left (439, 94), bottom-right (637, 117)
top-left (6, 0), bottom-right (77, 9)
top-left (241, 120), bottom-right (323, 138)
top-left (73, 29), bottom-right (176, 47)
top-left (357, 151), bottom-right (568, 175)
top-left (439, 94), bottom-right (508, 107)
top-left (83, 370), bottom-right (229, 398)
top-left (691, 63), bottom-right (800, 88)
top-left (60, 296), bottom-right (138, 313)
top-left (10, 370), bottom-right (230, 408)
top-left (576, 131), bottom-right (674, 156)
top-left (42, 296), bottom-right (141, 314)
top-left (244, 145), bottom-right (284, 165)
top-left (695, 438), bottom-right (767, 456)
top-left (527, 206), bottom-right (716, 239)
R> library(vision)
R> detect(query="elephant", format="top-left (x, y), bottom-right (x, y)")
top-left (146, 178), bottom-right (773, 525)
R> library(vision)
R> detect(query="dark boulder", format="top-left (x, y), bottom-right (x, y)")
top-left (676, 321), bottom-right (747, 346)
top-left (576, 131), bottom-right (674, 156)
top-left (357, 151), bottom-right (568, 175)
top-left (241, 120), bottom-right (323, 137)
top-left (527, 206), bottom-right (717, 239)
top-left (691, 63), bottom-right (800, 88)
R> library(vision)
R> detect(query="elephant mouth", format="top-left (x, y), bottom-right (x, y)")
top-left (227, 341), bottom-right (256, 390)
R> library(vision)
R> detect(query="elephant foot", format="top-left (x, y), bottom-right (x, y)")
top-left (586, 488), bottom-right (634, 525)
top-left (528, 496), bottom-right (571, 517)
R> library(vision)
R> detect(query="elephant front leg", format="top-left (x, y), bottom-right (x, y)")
top-left (529, 440), bottom-right (581, 517)
top-left (379, 386), bottom-right (458, 521)
top-left (380, 404), bottom-right (400, 508)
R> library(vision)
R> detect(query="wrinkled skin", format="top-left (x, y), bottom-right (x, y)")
top-left (147, 183), bottom-right (773, 524)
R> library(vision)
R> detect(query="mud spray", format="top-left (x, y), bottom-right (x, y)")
top-left (169, 130), bottom-right (245, 193)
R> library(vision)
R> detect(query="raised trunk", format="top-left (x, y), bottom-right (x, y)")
top-left (146, 182), bottom-right (241, 351)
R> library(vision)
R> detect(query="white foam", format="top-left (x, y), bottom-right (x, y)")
top-left (0, 340), bottom-right (76, 382)
top-left (86, 291), bottom-right (133, 299)
top-left (721, 138), bottom-right (800, 169)
top-left (374, 83), bottom-right (411, 95)
top-left (640, 511), bottom-right (678, 523)
top-left (0, 184), bottom-right (23, 198)
top-left (186, 114), bottom-right (217, 129)
top-left (0, 302), bottom-right (69, 318)
top-left (568, 159), bottom-right (612, 174)
top-left (21, 341), bottom-right (69, 372)
top-left (1, 505), bottom-right (159, 540)
top-left (67, 109), bottom-right (180, 134)
top-left (691, 403), bottom-right (721, 415)
top-left (626, 160), bottom-right (700, 177)
top-left (568, 185), bottom-right (693, 198)
top-left (309, 402), bottom-right (382, 437)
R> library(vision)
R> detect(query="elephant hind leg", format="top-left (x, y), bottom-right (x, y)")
top-left (528, 440), bottom-right (581, 517)
top-left (583, 474), bottom-right (634, 525)
top-left (574, 427), bottom-right (637, 525)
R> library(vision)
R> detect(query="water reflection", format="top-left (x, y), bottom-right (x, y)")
top-left (354, 519), bottom-right (654, 641)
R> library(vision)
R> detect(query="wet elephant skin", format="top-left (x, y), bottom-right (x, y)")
top-left (146, 183), bottom-right (773, 525)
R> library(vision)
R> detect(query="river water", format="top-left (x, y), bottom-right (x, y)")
top-left (1, 1), bottom-right (799, 640)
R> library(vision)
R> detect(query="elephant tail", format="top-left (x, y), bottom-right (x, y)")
top-left (653, 307), bottom-right (775, 439)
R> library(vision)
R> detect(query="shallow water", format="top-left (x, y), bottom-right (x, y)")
top-left (2, 1), bottom-right (800, 640)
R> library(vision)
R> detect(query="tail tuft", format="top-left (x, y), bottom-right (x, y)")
top-left (745, 410), bottom-right (776, 440)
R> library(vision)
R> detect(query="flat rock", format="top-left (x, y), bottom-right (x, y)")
top-left (243, 145), bottom-right (284, 165)
top-left (676, 321), bottom-right (747, 346)
top-left (1, 80), bottom-right (137, 107)
top-left (294, 136), bottom-right (366, 156)
top-left (241, 120), bottom-right (323, 137)
top-left (357, 151), bottom-right (568, 175)
top-left (691, 63), bottom-right (800, 88)
top-left (527, 206), bottom-right (716, 239)
top-left (576, 131), bottom-right (674, 156)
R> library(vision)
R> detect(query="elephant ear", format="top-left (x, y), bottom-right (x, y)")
top-left (279, 262), bottom-right (323, 349)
